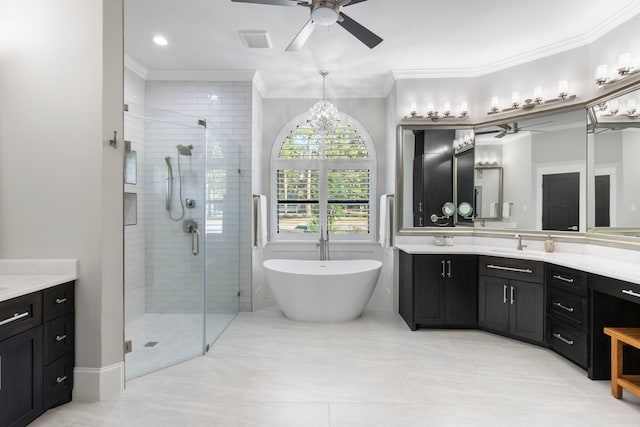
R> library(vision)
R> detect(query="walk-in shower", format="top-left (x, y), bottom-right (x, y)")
top-left (123, 105), bottom-right (240, 380)
top-left (165, 144), bottom-right (195, 221)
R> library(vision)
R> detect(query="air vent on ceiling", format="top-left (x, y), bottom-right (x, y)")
top-left (239, 30), bottom-right (272, 49)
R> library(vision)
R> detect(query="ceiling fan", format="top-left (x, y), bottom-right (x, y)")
top-left (231, 0), bottom-right (383, 51)
top-left (476, 120), bottom-right (553, 138)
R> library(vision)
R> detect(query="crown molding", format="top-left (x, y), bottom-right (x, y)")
top-left (587, 0), bottom-right (640, 43)
top-left (252, 71), bottom-right (267, 98)
top-left (124, 53), bottom-right (148, 80)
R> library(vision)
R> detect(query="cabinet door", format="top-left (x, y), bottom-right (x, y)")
top-left (414, 255), bottom-right (446, 325)
top-left (0, 326), bottom-right (43, 427)
top-left (509, 280), bottom-right (544, 343)
top-left (478, 275), bottom-right (509, 333)
top-left (445, 256), bottom-right (478, 326)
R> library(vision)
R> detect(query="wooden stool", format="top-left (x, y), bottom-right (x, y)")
top-left (603, 327), bottom-right (640, 399)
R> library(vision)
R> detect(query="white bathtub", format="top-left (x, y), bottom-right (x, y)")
top-left (263, 259), bottom-right (383, 322)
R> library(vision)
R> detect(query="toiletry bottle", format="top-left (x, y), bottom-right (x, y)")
top-left (544, 235), bottom-right (555, 252)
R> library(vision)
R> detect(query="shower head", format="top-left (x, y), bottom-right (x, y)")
top-left (177, 144), bottom-right (193, 156)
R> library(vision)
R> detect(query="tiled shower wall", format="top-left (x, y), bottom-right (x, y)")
top-left (124, 68), bottom-right (147, 322)
top-left (144, 81), bottom-right (252, 313)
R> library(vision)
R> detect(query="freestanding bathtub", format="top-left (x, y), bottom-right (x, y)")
top-left (263, 259), bottom-right (383, 322)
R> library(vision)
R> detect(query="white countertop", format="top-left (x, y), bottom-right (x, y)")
top-left (0, 259), bottom-right (78, 302)
top-left (395, 243), bottom-right (640, 286)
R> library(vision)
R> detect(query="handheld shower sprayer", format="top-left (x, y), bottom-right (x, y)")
top-left (165, 144), bottom-right (195, 221)
top-left (165, 157), bottom-right (174, 211)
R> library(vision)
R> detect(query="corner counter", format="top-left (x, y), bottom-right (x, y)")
top-left (394, 242), bottom-right (640, 286)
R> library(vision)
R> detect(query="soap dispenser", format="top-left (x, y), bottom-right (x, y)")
top-left (544, 234), bottom-right (555, 253)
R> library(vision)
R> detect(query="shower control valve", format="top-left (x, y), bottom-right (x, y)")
top-left (185, 198), bottom-right (196, 208)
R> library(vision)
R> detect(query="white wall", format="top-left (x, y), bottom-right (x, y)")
top-left (0, 0), bottom-right (124, 400)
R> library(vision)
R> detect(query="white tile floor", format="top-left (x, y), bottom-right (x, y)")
top-left (34, 304), bottom-right (640, 426)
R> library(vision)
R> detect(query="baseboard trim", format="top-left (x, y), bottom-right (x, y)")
top-left (73, 362), bottom-right (124, 401)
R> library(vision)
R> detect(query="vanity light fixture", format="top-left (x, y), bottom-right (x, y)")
top-left (453, 133), bottom-right (474, 154)
top-left (404, 100), bottom-right (470, 121)
top-left (487, 82), bottom-right (576, 115)
top-left (594, 53), bottom-right (640, 87)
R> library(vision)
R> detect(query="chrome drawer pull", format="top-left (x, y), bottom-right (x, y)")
top-left (55, 298), bottom-right (67, 304)
top-left (487, 264), bottom-right (533, 274)
top-left (552, 274), bottom-right (574, 283)
top-left (553, 333), bottom-right (574, 345)
top-left (0, 311), bottom-right (29, 326)
top-left (56, 375), bottom-right (68, 384)
top-left (56, 334), bottom-right (67, 342)
top-left (622, 289), bottom-right (640, 299)
top-left (553, 302), bottom-right (575, 313)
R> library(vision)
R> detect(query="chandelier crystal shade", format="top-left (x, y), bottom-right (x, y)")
top-left (308, 70), bottom-right (340, 135)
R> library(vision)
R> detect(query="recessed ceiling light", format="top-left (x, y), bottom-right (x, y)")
top-left (153, 35), bottom-right (168, 46)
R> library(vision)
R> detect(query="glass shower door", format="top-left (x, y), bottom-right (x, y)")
top-left (204, 126), bottom-right (240, 348)
top-left (124, 105), bottom-right (207, 379)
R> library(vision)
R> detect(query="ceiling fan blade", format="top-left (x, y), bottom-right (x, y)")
top-left (519, 120), bottom-right (553, 130)
top-left (495, 132), bottom-right (507, 138)
top-left (337, 12), bottom-right (382, 49)
top-left (230, 0), bottom-right (299, 6)
top-left (285, 19), bottom-right (315, 52)
top-left (342, 0), bottom-right (369, 5)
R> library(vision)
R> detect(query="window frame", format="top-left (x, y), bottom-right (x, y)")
top-left (270, 112), bottom-right (376, 242)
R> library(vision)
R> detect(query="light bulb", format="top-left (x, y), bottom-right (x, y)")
top-left (410, 102), bottom-right (417, 113)
top-left (618, 53), bottom-right (631, 74)
top-left (558, 80), bottom-right (569, 97)
top-left (511, 91), bottom-right (520, 106)
top-left (491, 96), bottom-right (499, 109)
top-left (461, 101), bottom-right (468, 113)
top-left (596, 64), bottom-right (608, 83)
top-left (534, 86), bottom-right (543, 102)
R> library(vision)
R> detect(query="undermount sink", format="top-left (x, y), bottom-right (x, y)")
top-left (488, 248), bottom-right (546, 257)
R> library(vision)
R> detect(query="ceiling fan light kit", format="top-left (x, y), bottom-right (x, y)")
top-left (231, 0), bottom-right (382, 51)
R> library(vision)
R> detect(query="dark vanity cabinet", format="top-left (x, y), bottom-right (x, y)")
top-left (589, 274), bottom-right (640, 380)
top-left (546, 264), bottom-right (588, 368)
top-left (0, 282), bottom-right (74, 427)
top-left (412, 130), bottom-right (455, 227)
top-left (400, 251), bottom-right (478, 330)
top-left (478, 256), bottom-right (545, 344)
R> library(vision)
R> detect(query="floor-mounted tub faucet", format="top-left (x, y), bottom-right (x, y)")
top-left (515, 234), bottom-right (527, 251)
top-left (319, 225), bottom-right (329, 260)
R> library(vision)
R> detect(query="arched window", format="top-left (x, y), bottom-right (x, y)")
top-left (271, 113), bottom-right (376, 241)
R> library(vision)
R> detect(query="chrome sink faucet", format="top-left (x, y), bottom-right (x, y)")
top-left (515, 234), bottom-right (527, 251)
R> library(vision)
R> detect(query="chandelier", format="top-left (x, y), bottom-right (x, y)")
top-left (308, 70), bottom-right (340, 135)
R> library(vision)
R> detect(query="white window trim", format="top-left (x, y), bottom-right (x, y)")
top-left (270, 111), bottom-right (377, 242)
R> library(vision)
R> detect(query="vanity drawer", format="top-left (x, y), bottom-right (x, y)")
top-left (478, 256), bottom-right (544, 283)
top-left (43, 353), bottom-right (73, 409)
top-left (547, 317), bottom-right (588, 369)
top-left (44, 314), bottom-right (74, 365)
top-left (547, 264), bottom-right (588, 297)
top-left (43, 282), bottom-right (74, 321)
top-left (547, 287), bottom-right (588, 331)
top-left (0, 292), bottom-right (43, 341)
top-left (589, 273), bottom-right (640, 305)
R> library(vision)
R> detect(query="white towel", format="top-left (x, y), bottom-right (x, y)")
top-left (254, 195), bottom-right (268, 248)
top-left (489, 202), bottom-right (498, 218)
top-left (379, 194), bottom-right (393, 248)
top-left (502, 202), bottom-right (512, 219)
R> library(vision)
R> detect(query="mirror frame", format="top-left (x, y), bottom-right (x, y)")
top-left (395, 79), bottom-right (640, 248)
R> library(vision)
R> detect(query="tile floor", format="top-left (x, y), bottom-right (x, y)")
top-left (34, 304), bottom-right (640, 426)
top-left (124, 313), bottom-right (236, 379)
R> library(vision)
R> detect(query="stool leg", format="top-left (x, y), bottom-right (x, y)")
top-left (611, 338), bottom-right (623, 399)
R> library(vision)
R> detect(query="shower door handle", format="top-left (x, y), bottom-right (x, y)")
top-left (192, 229), bottom-right (200, 256)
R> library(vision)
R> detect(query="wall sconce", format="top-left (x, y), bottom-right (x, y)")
top-left (487, 82), bottom-right (576, 115)
top-left (404, 100), bottom-right (470, 121)
top-left (594, 53), bottom-right (639, 87)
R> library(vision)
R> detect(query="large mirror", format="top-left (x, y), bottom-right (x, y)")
top-left (588, 86), bottom-right (640, 238)
top-left (399, 109), bottom-right (589, 233)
